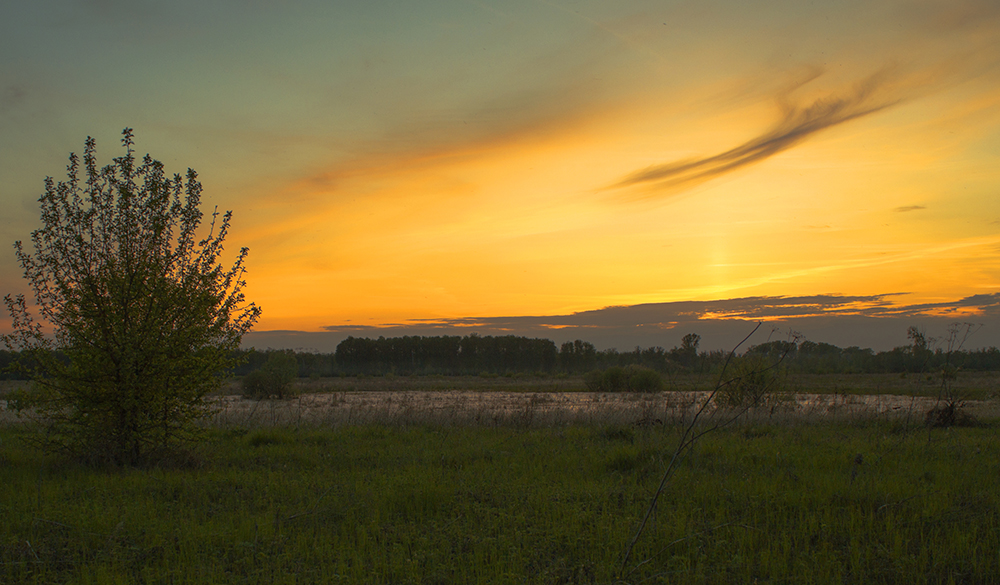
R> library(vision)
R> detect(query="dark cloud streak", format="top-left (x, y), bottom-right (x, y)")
top-left (610, 68), bottom-right (901, 193)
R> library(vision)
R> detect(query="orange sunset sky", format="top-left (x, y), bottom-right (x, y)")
top-left (2, 0), bottom-right (1000, 350)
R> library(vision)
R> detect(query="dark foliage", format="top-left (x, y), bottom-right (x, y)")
top-left (3, 129), bottom-right (260, 465)
top-left (333, 334), bottom-right (558, 375)
top-left (242, 351), bottom-right (298, 399)
top-left (12, 322), bottom-right (992, 383)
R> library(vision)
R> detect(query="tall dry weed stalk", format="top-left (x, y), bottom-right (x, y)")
top-left (618, 323), bottom-right (799, 579)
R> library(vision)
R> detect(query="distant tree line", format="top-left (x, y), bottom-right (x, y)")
top-left (743, 329), bottom-right (1000, 375)
top-left (5, 327), bottom-right (1000, 381)
top-left (319, 335), bottom-right (557, 376)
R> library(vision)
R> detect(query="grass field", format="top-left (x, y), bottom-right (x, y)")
top-left (2, 405), bottom-right (999, 584)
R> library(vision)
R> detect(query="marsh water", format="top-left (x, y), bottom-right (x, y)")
top-left (207, 389), bottom-right (996, 427)
top-left (2, 377), bottom-right (995, 427)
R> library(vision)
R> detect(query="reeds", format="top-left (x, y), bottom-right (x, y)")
top-left (203, 388), bottom-right (1000, 429)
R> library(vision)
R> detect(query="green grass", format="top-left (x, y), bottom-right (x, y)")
top-left (1, 419), bottom-right (999, 584)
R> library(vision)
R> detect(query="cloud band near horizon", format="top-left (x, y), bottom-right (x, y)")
top-left (318, 292), bottom-right (1000, 334)
top-left (241, 292), bottom-right (1000, 354)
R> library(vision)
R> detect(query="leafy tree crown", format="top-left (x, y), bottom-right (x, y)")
top-left (3, 129), bottom-right (261, 465)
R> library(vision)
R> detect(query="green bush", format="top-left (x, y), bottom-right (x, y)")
top-left (2, 130), bottom-right (260, 466)
top-left (242, 351), bottom-right (298, 399)
top-left (603, 366), bottom-right (629, 392)
top-left (715, 355), bottom-right (787, 408)
top-left (625, 365), bottom-right (663, 392)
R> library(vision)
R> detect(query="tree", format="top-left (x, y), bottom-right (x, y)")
top-left (906, 325), bottom-right (934, 373)
top-left (559, 339), bottom-right (596, 373)
top-left (668, 333), bottom-right (700, 369)
top-left (3, 129), bottom-right (261, 465)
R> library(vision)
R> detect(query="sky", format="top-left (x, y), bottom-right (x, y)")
top-left (2, 0), bottom-right (1000, 352)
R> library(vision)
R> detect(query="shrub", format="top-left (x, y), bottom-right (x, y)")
top-left (625, 365), bottom-right (663, 392)
top-left (603, 366), bottom-right (629, 392)
top-left (242, 351), bottom-right (298, 399)
top-left (714, 355), bottom-right (787, 409)
top-left (2, 129), bottom-right (260, 465)
top-left (925, 401), bottom-right (976, 427)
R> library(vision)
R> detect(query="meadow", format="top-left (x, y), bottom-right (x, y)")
top-left (1, 375), bottom-right (999, 584)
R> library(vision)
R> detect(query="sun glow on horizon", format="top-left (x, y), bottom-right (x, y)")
top-left (240, 76), bottom-right (1000, 332)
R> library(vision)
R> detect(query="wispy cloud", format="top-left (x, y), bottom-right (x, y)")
top-left (894, 205), bottom-right (926, 213)
top-left (609, 68), bottom-right (902, 194)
